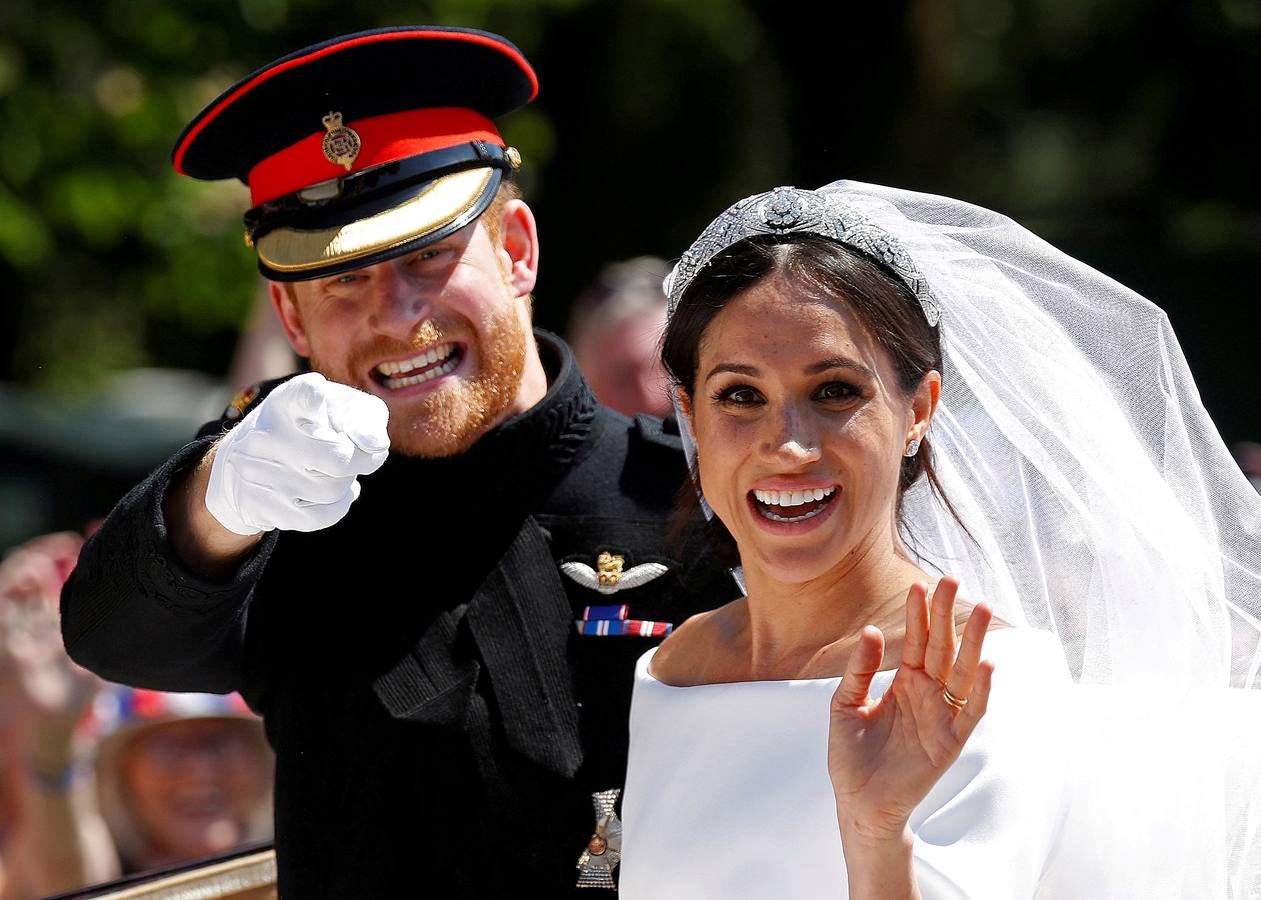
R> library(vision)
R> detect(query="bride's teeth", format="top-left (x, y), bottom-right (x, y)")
top-left (752, 486), bottom-right (836, 508)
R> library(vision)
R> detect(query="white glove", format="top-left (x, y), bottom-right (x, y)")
top-left (205, 373), bottom-right (390, 536)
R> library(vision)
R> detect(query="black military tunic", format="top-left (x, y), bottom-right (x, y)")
top-left (62, 331), bottom-right (736, 897)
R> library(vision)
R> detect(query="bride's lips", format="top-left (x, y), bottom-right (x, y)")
top-left (368, 342), bottom-right (466, 396)
top-left (746, 483), bottom-right (841, 535)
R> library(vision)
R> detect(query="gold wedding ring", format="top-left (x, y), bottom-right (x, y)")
top-left (942, 686), bottom-right (968, 711)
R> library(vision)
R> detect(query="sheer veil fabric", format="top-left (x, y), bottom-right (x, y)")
top-left (665, 180), bottom-right (1261, 897)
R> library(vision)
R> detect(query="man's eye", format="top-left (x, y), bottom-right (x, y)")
top-left (334, 273), bottom-right (361, 285)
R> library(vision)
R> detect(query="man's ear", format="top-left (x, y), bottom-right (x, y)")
top-left (268, 281), bottom-right (312, 358)
top-left (496, 198), bottom-right (539, 299)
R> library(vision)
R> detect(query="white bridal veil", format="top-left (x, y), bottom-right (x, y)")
top-left (665, 181), bottom-right (1261, 897)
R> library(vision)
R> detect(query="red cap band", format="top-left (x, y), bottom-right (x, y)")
top-left (247, 107), bottom-right (503, 206)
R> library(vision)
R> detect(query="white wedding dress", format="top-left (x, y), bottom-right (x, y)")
top-left (620, 628), bottom-right (1073, 899)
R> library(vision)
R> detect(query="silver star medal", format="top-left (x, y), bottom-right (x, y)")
top-left (575, 788), bottom-right (622, 889)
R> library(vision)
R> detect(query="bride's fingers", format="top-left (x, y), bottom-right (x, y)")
top-left (900, 582), bottom-right (930, 670)
top-left (924, 577), bottom-right (960, 678)
top-left (952, 659), bottom-right (994, 741)
top-left (832, 626), bottom-right (885, 711)
top-left (945, 602), bottom-right (993, 702)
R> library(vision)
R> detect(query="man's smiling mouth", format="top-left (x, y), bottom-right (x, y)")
top-left (373, 343), bottom-right (462, 389)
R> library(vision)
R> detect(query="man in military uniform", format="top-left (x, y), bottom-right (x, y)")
top-left (61, 27), bottom-right (733, 896)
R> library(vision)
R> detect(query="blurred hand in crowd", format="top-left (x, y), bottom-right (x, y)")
top-left (0, 531), bottom-right (101, 733)
top-left (0, 530), bottom-right (117, 899)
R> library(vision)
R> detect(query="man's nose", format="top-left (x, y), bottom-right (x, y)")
top-left (368, 264), bottom-right (431, 337)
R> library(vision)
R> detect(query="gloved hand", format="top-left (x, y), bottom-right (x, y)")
top-left (205, 373), bottom-right (390, 535)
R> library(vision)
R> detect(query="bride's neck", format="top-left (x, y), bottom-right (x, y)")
top-left (738, 534), bottom-right (925, 679)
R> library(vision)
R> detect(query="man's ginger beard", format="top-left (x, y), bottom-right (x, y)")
top-left (310, 302), bottom-right (529, 459)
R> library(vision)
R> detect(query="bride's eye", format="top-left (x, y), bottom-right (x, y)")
top-left (814, 381), bottom-right (860, 402)
top-left (712, 385), bottom-right (763, 406)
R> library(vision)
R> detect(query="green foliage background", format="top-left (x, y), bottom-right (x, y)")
top-left (1, 0), bottom-right (1257, 423)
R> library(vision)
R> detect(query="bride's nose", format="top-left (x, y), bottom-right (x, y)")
top-left (759, 403), bottom-right (821, 466)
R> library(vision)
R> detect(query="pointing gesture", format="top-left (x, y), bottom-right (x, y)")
top-left (205, 373), bottom-right (390, 535)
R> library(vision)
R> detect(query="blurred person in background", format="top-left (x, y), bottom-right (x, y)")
top-left (0, 531), bottom-right (272, 898)
top-left (1, 271), bottom-right (285, 898)
top-left (568, 257), bottom-right (673, 418)
top-left (90, 686), bottom-right (272, 874)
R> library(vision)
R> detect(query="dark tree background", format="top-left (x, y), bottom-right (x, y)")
top-left (1, 0), bottom-right (1258, 548)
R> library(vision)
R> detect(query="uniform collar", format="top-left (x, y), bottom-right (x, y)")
top-left (461, 328), bottom-right (597, 471)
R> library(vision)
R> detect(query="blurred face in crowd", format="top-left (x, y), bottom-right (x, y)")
top-left (575, 308), bottom-right (672, 418)
top-left (270, 194), bottom-right (545, 458)
top-left (121, 719), bottom-right (266, 863)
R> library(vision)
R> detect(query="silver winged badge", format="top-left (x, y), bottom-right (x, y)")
top-left (561, 551), bottom-right (668, 595)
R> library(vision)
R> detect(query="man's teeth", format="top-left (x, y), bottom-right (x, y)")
top-left (752, 487), bottom-right (836, 508)
top-left (378, 344), bottom-right (459, 388)
top-left (377, 343), bottom-right (455, 377)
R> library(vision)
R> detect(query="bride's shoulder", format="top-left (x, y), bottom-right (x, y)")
top-left (648, 599), bottom-right (746, 687)
top-left (975, 624), bottom-right (1071, 682)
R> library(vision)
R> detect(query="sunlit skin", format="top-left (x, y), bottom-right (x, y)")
top-left (120, 719), bottom-right (266, 867)
top-left (667, 275), bottom-right (941, 682)
top-left (269, 199), bottom-right (547, 458)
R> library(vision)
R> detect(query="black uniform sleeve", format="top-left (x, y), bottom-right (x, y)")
top-left (60, 435), bottom-right (278, 698)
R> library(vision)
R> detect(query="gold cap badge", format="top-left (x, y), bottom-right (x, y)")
top-left (321, 111), bottom-right (361, 171)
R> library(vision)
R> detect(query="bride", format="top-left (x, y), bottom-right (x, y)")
top-left (618, 182), bottom-right (1261, 898)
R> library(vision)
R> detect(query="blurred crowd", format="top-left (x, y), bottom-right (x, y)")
top-left (0, 285), bottom-right (294, 897)
top-left (0, 527), bottom-right (274, 898)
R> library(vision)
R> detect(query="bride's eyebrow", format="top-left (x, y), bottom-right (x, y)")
top-left (807, 357), bottom-right (874, 378)
top-left (703, 362), bottom-right (758, 382)
top-left (703, 357), bottom-right (875, 384)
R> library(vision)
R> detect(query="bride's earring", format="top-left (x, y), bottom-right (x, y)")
top-left (904, 438), bottom-right (921, 458)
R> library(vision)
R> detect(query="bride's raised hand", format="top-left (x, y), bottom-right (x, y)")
top-left (827, 577), bottom-right (994, 845)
